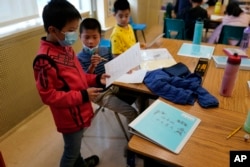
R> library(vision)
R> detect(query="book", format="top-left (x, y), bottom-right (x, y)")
top-left (223, 48), bottom-right (248, 58)
top-left (177, 43), bottom-right (215, 59)
top-left (129, 99), bottom-right (201, 154)
top-left (212, 56), bottom-right (250, 70)
top-left (140, 48), bottom-right (176, 71)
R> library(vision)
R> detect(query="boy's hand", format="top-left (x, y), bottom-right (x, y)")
top-left (90, 54), bottom-right (102, 67)
top-left (100, 74), bottom-right (110, 85)
top-left (88, 54), bottom-right (104, 73)
top-left (87, 87), bottom-right (103, 101)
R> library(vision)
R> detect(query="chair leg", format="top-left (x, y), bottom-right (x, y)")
top-left (114, 112), bottom-right (129, 141)
top-left (94, 106), bottom-right (103, 116)
top-left (141, 30), bottom-right (146, 43)
top-left (133, 30), bottom-right (138, 42)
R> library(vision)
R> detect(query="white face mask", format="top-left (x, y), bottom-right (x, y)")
top-left (58, 31), bottom-right (78, 46)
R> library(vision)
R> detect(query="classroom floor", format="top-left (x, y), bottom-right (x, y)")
top-left (0, 104), bottom-right (145, 167)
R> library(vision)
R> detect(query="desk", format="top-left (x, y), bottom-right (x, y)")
top-left (113, 39), bottom-right (212, 112)
top-left (129, 98), bottom-right (248, 167)
top-left (114, 39), bottom-right (214, 94)
top-left (207, 5), bottom-right (226, 18)
top-left (116, 38), bottom-right (250, 166)
top-left (203, 44), bottom-right (250, 113)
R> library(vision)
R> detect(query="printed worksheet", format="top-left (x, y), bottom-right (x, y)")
top-left (104, 43), bottom-right (141, 87)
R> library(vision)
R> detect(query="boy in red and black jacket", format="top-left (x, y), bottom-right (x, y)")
top-left (33, 0), bottom-right (108, 166)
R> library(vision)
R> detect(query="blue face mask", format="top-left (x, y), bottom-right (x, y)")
top-left (58, 31), bottom-right (78, 46)
top-left (83, 45), bottom-right (99, 55)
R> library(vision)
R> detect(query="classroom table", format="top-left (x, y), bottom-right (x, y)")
top-left (113, 38), bottom-right (250, 166)
top-left (203, 44), bottom-right (250, 113)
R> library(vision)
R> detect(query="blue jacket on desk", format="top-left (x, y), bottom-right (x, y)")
top-left (143, 68), bottom-right (219, 108)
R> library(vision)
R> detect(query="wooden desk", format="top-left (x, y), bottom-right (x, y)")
top-left (129, 98), bottom-right (249, 167)
top-left (207, 5), bottom-right (226, 17)
top-left (203, 44), bottom-right (250, 113)
top-left (121, 38), bottom-right (250, 166)
top-left (114, 38), bottom-right (214, 94)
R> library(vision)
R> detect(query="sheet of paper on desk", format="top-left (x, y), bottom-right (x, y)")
top-left (210, 15), bottom-right (224, 20)
top-left (140, 48), bottom-right (176, 70)
top-left (212, 56), bottom-right (250, 70)
top-left (104, 43), bottom-right (141, 87)
top-left (177, 43), bottom-right (215, 59)
top-left (115, 69), bottom-right (147, 83)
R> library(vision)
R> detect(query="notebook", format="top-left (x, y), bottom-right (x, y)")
top-left (129, 99), bottom-right (201, 154)
top-left (212, 56), bottom-right (250, 70)
top-left (223, 48), bottom-right (248, 58)
top-left (177, 43), bottom-right (215, 59)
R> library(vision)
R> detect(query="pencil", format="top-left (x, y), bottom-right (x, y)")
top-left (226, 126), bottom-right (242, 140)
top-left (101, 57), bottom-right (108, 61)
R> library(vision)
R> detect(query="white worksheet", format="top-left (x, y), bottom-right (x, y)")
top-left (115, 69), bottom-right (147, 83)
top-left (104, 43), bottom-right (141, 87)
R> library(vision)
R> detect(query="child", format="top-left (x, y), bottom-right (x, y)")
top-left (208, 1), bottom-right (250, 44)
top-left (174, 0), bottom-right (192, 18)
top-left (32, 0), bottom-right (108, 167)
top-left (110, 0), bottom-right (136, 57)
top-left (77, 18), bottom-right (138, 124)
top-left (177, 0), bottom-right (208, 40)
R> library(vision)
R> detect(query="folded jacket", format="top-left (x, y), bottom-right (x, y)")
top-left (143, 68), bottom-right (219, 108)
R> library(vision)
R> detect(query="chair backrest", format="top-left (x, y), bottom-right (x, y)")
top-left (99, 38), bottom-right (111, 51)
top-left (129, 16), bottom-right (134, 25)
top-left (218, 25), bottom-right (246, 46)
top-left (165, 18), bottom-right (185, 40)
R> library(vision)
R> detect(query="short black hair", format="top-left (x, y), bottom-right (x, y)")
top-left (113, 0), bottom-right (130, 14)
top-left (42, 0), bottom-right (81, 33)
top-left (79, 18), bottom-right (102, 35)
top-left (225, 2), bottom-right (243, 17)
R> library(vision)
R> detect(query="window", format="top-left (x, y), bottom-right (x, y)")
top-left (0, 0), bottom-right (92, 38)
top-left (0, 0), bottom-right (39, 27)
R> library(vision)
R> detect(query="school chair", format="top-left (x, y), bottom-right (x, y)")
top-left (164, 18), bottom-right (186, 40)
top-left (129, 16), bottom-right (147, 42)
top-left (218, 25), bottom-right (246, 46)
top-left (99, 38), bottom-right (111, 51)
top-left (163, 2), bottom-right (174, 37)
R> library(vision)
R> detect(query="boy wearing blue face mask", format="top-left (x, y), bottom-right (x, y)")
top-left (77, 18), bottom-right (138, 124)
top-left (33, 1), bottom-right (109, 167)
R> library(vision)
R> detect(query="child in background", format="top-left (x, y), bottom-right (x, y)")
top-left (77, 18), bottom-right (138, 124)
top-left (174, 0), bottom-right (192, 18)
top-left (33, 0), bottom-right (108, 166)
top-left (208, 1), bottom-right (250, 44)
top-left (110, 0), bottom-right (136, 57)
top-left (177, 0), bottom-right (208, 40)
